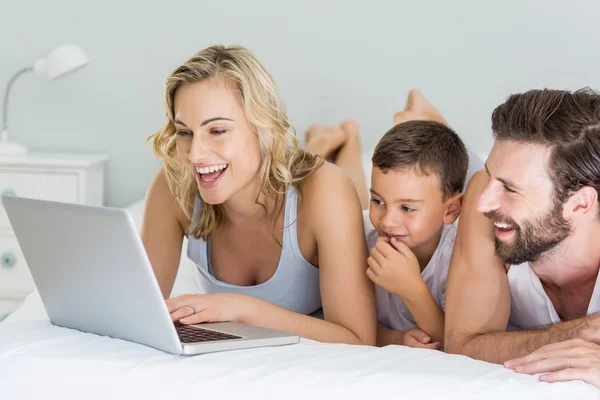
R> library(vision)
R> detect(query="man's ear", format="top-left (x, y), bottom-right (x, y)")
top-left (443, 193), bottom-right (463, 224)
top-left (567, 186), bottom-right (598, 217)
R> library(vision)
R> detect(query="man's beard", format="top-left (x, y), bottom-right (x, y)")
top-left (484, 201), bottom-right (571, 265)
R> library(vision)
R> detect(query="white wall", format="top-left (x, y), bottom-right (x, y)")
top-left (1, 0), bottom-right (599, 206)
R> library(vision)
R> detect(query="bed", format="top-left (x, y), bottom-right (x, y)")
top-left (0, 199), bottom-right (598, 399)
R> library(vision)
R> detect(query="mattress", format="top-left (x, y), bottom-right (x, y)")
top-left (0, 194), bottom-right (596, 400)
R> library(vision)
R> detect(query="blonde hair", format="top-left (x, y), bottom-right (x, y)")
top-left (149, 45), bottom-right (323, 240)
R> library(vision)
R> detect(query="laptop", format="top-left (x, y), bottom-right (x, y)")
top-left (2, 195), bottom-right (299, 355)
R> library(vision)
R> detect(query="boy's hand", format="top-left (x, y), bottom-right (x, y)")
top-left (402, 328), bottom-right (441, 350)
top-left (367, 236), bottom-right (425, 301)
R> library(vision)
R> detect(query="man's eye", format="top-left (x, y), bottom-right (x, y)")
top-left (504, 185), bottom-right (516, 193)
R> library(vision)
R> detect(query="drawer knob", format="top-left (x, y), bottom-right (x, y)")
top-left (1, 188), bottom-right (17, 197)
top-left (1, 251), bottom-right (16, 268)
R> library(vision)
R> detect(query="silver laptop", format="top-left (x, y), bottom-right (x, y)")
top-left (2, 195), bottom-right (299, 355)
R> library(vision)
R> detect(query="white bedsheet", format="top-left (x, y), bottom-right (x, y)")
top-left (0, 197), bottom-right (597, 400)
top-left (0, 292), bottom-right (597, 400)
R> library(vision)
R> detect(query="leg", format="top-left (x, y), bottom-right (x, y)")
top-left (393, 88), bottom-right (449, 127)
top-left (392, 88), bottom-right (484, 185)
top-left (304, 124), bottom-right (347, 160)
top-left (335, 120), bottom-right (369, 210)
top-left (304, 122), bottom-right (369, 210)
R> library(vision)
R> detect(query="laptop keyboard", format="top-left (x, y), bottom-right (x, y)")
top-left (176, 324), bottom-right (242, 343)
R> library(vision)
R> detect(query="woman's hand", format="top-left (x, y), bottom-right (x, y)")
top-left (166, 293), bottom-right (257, 325)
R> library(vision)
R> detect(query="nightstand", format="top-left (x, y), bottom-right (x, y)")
top-left (0, 153), bottom-right (108, 321)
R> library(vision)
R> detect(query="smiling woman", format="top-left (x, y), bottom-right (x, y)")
top-left (174, 114), bottom-right (234, 191)
top-left (142, 45), bottom-right (376, 345)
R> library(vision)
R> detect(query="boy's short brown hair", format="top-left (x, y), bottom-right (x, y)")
top-left (372, 120), bottom-right (469, 200)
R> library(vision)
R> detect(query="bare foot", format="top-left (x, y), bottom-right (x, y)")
top-left (339, 119), bottom-right (360, 142)
top-left (305, 125), bottom-right (347, 159)
top-left (392, 88), bottom-right (449, 127)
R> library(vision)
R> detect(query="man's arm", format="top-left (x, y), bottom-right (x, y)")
top-left (457, 318), bottom-right (600, 364)
top-left (445, 171), bottom-right (600, 363)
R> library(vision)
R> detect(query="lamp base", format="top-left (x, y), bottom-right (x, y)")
top-left (0, 141), bottom-right (29, 156)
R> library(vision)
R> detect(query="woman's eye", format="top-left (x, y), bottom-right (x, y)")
top-left (177, 131), bottom-right (192, 137)
top-left (210, 129), bottom-right (227, 135)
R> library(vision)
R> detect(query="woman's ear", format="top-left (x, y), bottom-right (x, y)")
top-left (443, 193), bottom-right (463, 225)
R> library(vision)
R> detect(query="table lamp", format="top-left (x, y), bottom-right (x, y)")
top-left (0, 44), bottom-right (89, 156)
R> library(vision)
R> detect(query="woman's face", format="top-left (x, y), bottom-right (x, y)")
top-left (174, 78), bottom-right (262, 205)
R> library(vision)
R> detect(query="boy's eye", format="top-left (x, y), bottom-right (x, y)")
top-left (371, 198), bottom-right (384, 206)
top-left (402, 206), bottom-right (416, 213)
top-left (176, 130), bottom-right (192, 137)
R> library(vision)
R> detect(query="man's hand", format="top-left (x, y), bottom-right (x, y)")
top-left (505, 338), bottom-right (600, 387)
top-left (367, 236), bottom-right (425, 301)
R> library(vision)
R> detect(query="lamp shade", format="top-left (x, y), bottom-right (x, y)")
top-left (33, 44), bottom-right (89, 80)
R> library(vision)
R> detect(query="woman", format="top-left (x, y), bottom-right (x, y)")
top-left (142, 45), bottom-right (375, 345)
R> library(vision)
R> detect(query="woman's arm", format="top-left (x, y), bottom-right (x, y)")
top-left (377, 323), bottom-right (403, 346)
top-left (168, 164), bottom-right (376, 345)
top-left (305, 164), bottom-right (377, 345)
top-left (233, 164), bottom-right (376, 344)
top-left (140, 167), bottom-right (187, 299)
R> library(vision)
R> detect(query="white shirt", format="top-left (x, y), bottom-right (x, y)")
top-left (507, 262), bottom-right (600, 330)
top-left (363, 211), bottom-right (457, 331)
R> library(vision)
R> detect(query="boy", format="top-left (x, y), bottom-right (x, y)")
top-left (365, 120), bottom-right (468, 349)
top-left (305, 90), bottom-right (473, 349)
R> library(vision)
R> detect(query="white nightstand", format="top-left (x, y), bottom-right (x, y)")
top-left (0, 152), bottom-right (108, 321)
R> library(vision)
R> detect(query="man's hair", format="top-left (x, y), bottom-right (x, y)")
top-left (491, 88), bottom-right (600, 214)
top-left (372, 120), bottom-right (469, 200)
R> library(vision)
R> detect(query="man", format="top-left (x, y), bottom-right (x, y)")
top-left (444, 88), bottom-right (600, 387)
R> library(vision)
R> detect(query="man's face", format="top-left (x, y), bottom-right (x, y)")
top-left (477, 140), bottom-right (571, 265)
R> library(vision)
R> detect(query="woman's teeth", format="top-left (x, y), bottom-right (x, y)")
top-left (196, 164), bottom-right (228, 174)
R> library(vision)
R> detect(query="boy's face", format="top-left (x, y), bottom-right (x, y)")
top-left (369, 166), bottom-right (449, 250)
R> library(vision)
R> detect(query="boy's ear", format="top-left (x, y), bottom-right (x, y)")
top-left (443, 193), bottom-right (463, 224)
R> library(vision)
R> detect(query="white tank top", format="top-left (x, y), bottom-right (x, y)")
top-left (364, 211), bottom-right (456, 331)
top-left (186, 186), bottom-right (322, 315)
top-left (507, 262), bottom-right (600, 330)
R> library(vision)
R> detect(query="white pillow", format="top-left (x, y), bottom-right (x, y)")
top-left (126, 199), bottom-right (199, 297)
